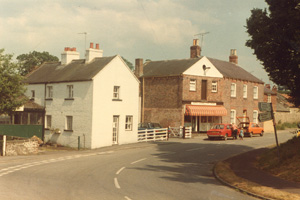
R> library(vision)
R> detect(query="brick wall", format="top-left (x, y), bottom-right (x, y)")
top-left (144, 108), bottom-right (183, 127)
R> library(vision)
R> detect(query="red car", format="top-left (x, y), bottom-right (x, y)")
top-left (207, 123), bottom-right (236, 140)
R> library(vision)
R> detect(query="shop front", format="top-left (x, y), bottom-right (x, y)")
top-left (184, 104), bottom-right (227, 132)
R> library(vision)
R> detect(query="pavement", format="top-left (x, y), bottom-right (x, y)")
top-left (215, 147), bottom-right (300, 199)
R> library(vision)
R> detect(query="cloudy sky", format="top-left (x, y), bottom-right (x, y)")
top-left (0, 0), bottom-right (271, 83)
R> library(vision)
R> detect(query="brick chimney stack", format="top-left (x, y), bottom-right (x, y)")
top-left (190, 39), bottom-right (201, 58)
top-left (229, 49), bottom-right (238, 64)
top-left (135, 58), bottom-right (143, 77)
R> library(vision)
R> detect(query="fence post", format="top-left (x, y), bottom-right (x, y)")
top-left (2, 135), bottom-right (6, 156)
top-left (183, 126), bottom-right (186, 139)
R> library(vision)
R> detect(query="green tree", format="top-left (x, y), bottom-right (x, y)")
top-left (121, 57), bottom-right (134, 71)
top-left (246, 0), bottom-right (300, 107)
top-left (17, 51), bottom-right (59, 76)
top-left (0, 49), bottom-right (27, 114)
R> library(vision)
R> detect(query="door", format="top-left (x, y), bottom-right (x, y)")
top-left (112, 116), bottom-right (119, 144)
top-left (201, 80), bottom-right (207, 100)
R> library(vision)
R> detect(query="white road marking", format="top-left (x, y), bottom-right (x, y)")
top-left (124, 196), bottom-right (132, 200)
top-left (186, 147), bottom-right (205, 152)
top-left (116, 167), bottom-right (125, 175)
top-left (131, 158), bottom-right (147, 164)
top-left (114, 177), bottom-right (121, 189)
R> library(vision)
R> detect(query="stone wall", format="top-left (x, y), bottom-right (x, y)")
top-left (5, 139), bottom-right (39, 156)
top-left (275, 108), bottom-right (300, 124)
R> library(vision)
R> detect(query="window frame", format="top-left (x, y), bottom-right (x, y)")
top-left (113, 86), bottom-right (121, 100)
top-left (253, 110), bottom-right (258, 123)
top-left (65, 116), bottom-right (73, 131)
top-left (230, 83), bottom-right (236, 98)
top-left (230, 109), bottom-right (236, 124)
top-left (125, 115), bottom-right (133, 131)
top-left (189, 79), bottom-right (196, 91)
top-left (212, 81), bottom-right (218, 93)
top-left (267, 94), bottom-right (271, 103)
top-left (65, 85), bottom-right (74, 100)
top-left (46, 86), bottom-right (53, 99)
top-left (253, 86), bottom-right (258, 99)
top-left (45, 115), bottom-right (52, 129)
top-left (31, 90), bottom-right (35, 100)
top-left (243, 84), bottom-right (247, 99)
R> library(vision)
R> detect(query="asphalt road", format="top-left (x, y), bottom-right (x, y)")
top-left (0, 130), bottom-right (294, 200)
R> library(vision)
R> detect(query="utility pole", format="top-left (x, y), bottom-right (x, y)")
top-left (194, 32), bottom-right (210, 48)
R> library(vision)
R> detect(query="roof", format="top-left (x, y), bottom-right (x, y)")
top-left (264, 87), bottom-right (277, 95)
top-left (24, 56), bottom-right (117, 84)
top-left (142, 56), bottom-right (264, 84)
top-left (24, 100), bottom-right (44, 110)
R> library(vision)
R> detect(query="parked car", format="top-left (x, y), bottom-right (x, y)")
top-left (237, 117), bottom-right (264, 137)
top-left (138, 122), bottom-right (162, 130)
top-left (207, 123), bottom-right (236, 140)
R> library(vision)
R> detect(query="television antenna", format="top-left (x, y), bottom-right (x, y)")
top-left (194, 32), bottom-right (210, 48)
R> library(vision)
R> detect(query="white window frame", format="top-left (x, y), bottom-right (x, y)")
top-left (190, 79), bottom-right (196, 91)
top-left (243, 84), bottom-right (247, 98)
top-left (267, 94), bottom-right (271, 103)
top-left (125, 116), bottom-right (133, 131)
top-left (65, 116), bottom-right (73, 131)
top-left (212, 81), bottom-right (217, 93)
top-left (45, 115), bottom-right (52, 129)
top-left (230, 109), bottom-right (236, 124)
top-left (113, 86), bottom-right (120, 99)
top-left (67, 85), bottom-right (74, 99)
top-left (46, 86), bottom-right (53, 99)
top-left (31, 90), bottom-right (35, 100)
top-left (253, 86), bottom-right (258, 99)
top-left (253, 110), bottom-right (258, 123)
top-left (230, 83), bottom-right (236, 97)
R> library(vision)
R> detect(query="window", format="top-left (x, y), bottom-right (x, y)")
top-left (65, 116), bottom-right (73, 131)
top-left (46, 86), bottom-right (53, 99)
top-left (113, 86), bottom-right (120, 99)
top-left (267, 94), bottom-right (271, 103)
top-left (45, 115), bottom-right (52, 129)
top-left (253, 86), bottom-right (258, 99)
top-left (125, 116), bottom-right (133, 131)
top-left (212, 81), bottom-right (217, 92)
top-left (230, 83), bottom-right (236, 97)
top-left (253, 110), bottom-right (258, 123)
top-left (190, 79), bottom-right (196, 91)
top-left (31, 90), bottom-right (35, 100)
top-left (230, 109), bottom-right (236, 124)
top-left (66, 85), bottom-right (74, 99)
top-left (243, 85), bottom-right (247, 98)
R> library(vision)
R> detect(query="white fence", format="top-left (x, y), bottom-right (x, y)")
top-left (168, 126), bottom-right (192, 138)
top-left (138, 128), bottom-right (168, 142)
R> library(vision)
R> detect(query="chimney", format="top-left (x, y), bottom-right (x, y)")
top-left (265, 84), bottom-right (271, 89)
top-left (190, 39), bottom-right (201, 58)
top-left (61, 47), bottom-right (80, 65)
top-left (135, 58), bottom-right (143, 77)
top-left (85, 42), bottom-right (103, 63)
top-left (229, 49), bottom-right (238, 64)
top-left (272, 85), bottom-right (277, 93)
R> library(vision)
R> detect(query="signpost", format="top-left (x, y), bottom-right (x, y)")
top-left (258, 102), bottom-right (280, 159)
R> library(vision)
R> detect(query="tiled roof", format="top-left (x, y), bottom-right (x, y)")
top-left (24, 56), bottom-right (117, 84)
top-left (142, 56), bottom-right (264, 84)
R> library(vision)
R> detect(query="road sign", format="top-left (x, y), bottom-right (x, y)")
top-left (258, 111), bottom-right (273, 122)
top-left (258, 102), bottom-right (272, 112)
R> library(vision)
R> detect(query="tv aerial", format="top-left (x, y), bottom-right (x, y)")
top-left (194, 32), bottom-right (210, 48)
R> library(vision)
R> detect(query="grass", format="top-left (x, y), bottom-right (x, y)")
top-left (257, 136), bottom-right (300, 183)
top-left (215, 161), bottom-right (300, 200)
top-left (276, 121), bottom-right (300, 130)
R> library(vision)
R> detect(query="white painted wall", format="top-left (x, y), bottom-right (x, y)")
top-left (91, 55), bottom-right (139, 149)
top-left (183, 56), bottom-right (223, 78)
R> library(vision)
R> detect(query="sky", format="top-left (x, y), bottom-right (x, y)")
top-left (0, 0), bottom-right (271, 83)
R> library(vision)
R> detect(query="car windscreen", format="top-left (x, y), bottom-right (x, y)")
top-left (213, 124), bottom-right (224, 129)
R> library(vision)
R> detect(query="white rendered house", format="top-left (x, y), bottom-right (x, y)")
top-left (24, 43), bottom-right (140, 149)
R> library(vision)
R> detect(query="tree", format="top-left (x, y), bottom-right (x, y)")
top-left (17, 51), bottom-right (59, 76)
top-left (121, 57), bottom-right (134, 71)
top-left (0, 49), bottom-right (27, 114)
top-left (245, 0), bottom-right (300, 107)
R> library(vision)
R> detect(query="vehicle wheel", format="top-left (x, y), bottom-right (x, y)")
top-left (250, 132), bottom-right (253, 138)
top-left (260, 131), bottom-right (264, 137)
top-left (224, 134), bottom-right (228, 141)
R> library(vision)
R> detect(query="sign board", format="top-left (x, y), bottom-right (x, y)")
top-left (258, 112), bottom-right (273, 122)
top-left (258, 102), bottom-right (272, 112)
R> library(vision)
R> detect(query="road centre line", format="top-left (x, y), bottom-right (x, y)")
top-left (186, 147), bottom-right (205, 152)
top-left (114, 177), bottom-right (121, 189)
top-left (116, 167), bottom-right (125, 175)
top-left (131, 158), bottom-right (147, 164)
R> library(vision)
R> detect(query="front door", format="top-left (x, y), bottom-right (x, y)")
top-left (112, 116), bottom-right (119, 144)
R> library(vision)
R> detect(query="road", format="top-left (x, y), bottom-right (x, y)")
top-left (0, 131), bottom-right (293, 200)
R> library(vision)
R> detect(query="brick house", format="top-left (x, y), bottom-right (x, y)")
top-left (135, 39), bottom-right (264, 132)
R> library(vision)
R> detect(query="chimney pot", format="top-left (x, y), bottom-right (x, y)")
top-left (229, 49), bottom-right (238, 64)
top-left (65, 47), bottom-right (70, 51)
top-left (90, 42), bottom-right (94, 49)
top-left (96, 43), bottom-right (99, 50)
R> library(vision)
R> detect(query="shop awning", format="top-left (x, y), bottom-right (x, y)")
top-left (185, 105), bottom-right (227, 116)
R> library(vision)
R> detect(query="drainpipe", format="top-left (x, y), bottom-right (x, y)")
top-left (142, 77), bottom-right (145, 123)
